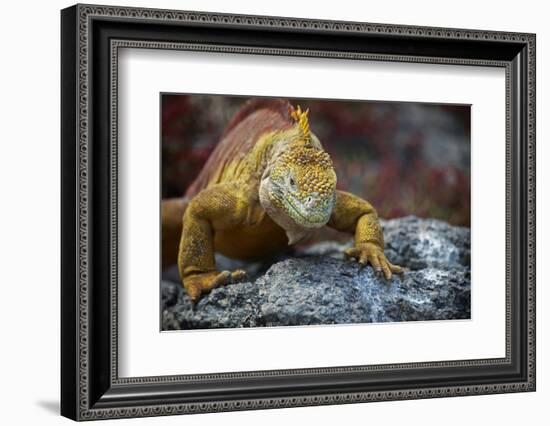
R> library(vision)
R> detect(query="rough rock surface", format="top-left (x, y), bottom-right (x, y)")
top-left (162, 216), bottom-right (470, 330)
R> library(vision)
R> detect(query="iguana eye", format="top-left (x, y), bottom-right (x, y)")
top-left (289, 176), bottom-right (296, 187)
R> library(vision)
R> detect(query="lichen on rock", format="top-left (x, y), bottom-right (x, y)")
top-left (162, 216), bottom-right (470, 330)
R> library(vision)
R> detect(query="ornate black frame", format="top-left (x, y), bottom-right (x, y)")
top-left (61, 3), bottom-right (536, 421)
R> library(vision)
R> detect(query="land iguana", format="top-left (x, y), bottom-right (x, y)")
top-left (162, 99), bottom-right (403, 302)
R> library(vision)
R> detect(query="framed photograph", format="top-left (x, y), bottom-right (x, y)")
top-left (61, 4), bottom-right (536, 421)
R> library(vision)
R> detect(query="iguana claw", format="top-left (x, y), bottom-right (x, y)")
top-left (184, 269), bottom-right (248, 302)
top-left (345, 243), bottom-right (403, 280)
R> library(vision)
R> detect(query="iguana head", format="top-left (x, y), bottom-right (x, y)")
top-left (259, 106), bottom-right (337, 241)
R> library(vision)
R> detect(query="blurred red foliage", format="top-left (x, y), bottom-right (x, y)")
top-left (162, 95), bottom-right (470, 227)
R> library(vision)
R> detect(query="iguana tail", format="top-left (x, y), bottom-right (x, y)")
top-left (161, 197), bottom-right (189, 269)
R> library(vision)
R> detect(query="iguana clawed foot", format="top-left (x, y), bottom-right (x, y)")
top-left (345, 243), bottom-right (403, 280)
top-left (184, 269), bottom-right (248, 302)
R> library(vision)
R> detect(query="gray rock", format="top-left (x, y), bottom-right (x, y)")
top-left (382, 216), bottom-right (470, 270)
top-left (162, 216), bottom-right (470, 330)
top-left (163, 281), bottom-right (260, 330)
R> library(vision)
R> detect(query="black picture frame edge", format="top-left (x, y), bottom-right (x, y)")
top-left (61, 3), bottom-right (536, 421)
top-left (61, 4), bottom-right (78, 421)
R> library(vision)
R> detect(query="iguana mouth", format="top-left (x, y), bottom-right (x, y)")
top-left (270, 182), bottom-right (332, 228)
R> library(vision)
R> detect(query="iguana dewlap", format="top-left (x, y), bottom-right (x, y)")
top-left (162, 99), bottom-right (402, 301)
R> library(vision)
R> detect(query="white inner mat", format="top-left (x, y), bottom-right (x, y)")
top-left (118, 48), bottom-right (506, 378)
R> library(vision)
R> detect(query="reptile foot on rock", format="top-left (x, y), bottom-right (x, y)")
top-left (184, 269), bottom-right (248, 302)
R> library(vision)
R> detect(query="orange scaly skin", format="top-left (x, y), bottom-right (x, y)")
top-left (162, 99), bottom-right (402, 302)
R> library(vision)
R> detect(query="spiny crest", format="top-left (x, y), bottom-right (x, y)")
top-left (289, 104), bottom-right (311, 142)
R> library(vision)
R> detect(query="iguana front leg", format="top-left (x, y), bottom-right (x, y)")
top-left (177, 183), bottom-right (249, 301)
top-left (328, 190), bottom-right (403, 279)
